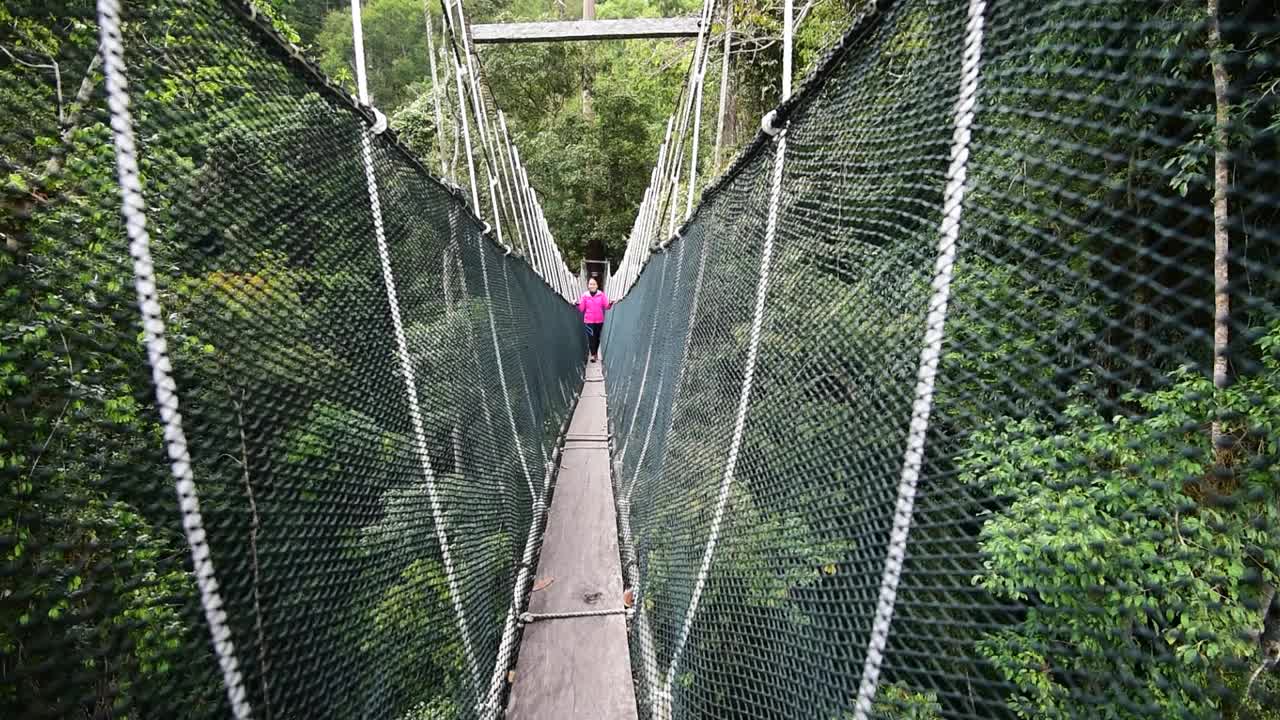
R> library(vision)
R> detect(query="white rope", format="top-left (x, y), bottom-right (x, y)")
top-left (628, 214), bottom-right (710, 507)
top-left (662, 0), bottom-right (714, 236)
top-left (484, 389), bottom-right (577, 717)
top-left (452, 58), bottom-right (482, 214)
top-left (447, 202), bottom-right (497, 443)
top-left (782, 0), bottom-right (793, 100)
top-left (350, 0), bottom-right (481, 694)
top-left (486, 173), bottom-right (504, 246)
top-left (500, 113), bottom-right (535, 256)
top-left (423, 4), bottom-right (448, 177)
top-left (449, 1), bottom-right (507, 240)
top-left (684, 64), bottom-right (708, 220)
top-left (513, 152), bottom-right (543, 274)
top-left (850, 2), bottom-right (985, 717)
top-left (616, 494), bottom-right (660, 714)
top-left (500, 259), bottom-right (551, 466)
top-left (520, 607), bottom-right (629, 623)
top-left (617, 256), bottom-right (669, 461)
top-left (490, 112), bottom-right (525, 256)
top-left (474, 223), bottom-right (538, 502)
top-left (620, 212), bottom-right (700, 714)
top-left (658, 129), bottom-right (788, 720)
top-left (684, 0), bottom-right (718, 219)
top-left (712, 2), bottom-right (733, 169)
top-left (484, 491), bottom-right (547, 719)
top-left (96, 2), bottom-right (252, 716)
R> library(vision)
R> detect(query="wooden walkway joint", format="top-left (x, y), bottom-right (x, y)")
top-left (506, 363), bottom-right (638, 719)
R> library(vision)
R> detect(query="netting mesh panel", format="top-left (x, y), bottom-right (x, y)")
top-left (1, 1), bottom-right (583, 718)
top-left (606, 1), bottom-right (1280, 719)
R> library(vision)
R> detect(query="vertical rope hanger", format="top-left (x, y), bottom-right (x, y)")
top-left (474, 218), bottom-right (546, 720)
top-left (441, 0), bottom-right (575, 296)
top-left (96, 1), bottom-right (253, 717)
top-left (423, 2), bottom-right (448, 177)
top-left (619, 181), bottom-right (711, 710)
top-left (451, 54), bottom-right (483, 214)
top-left (712, 1), bottom-right (733, 170)
top-left (348, 0), bottom-right (482, 697)
top-left (850, 1), bottom-right (986, 717)
top-left (617, 0), bottom-right (719, 300)
top-left (655, 2), bottom-right (793, 716)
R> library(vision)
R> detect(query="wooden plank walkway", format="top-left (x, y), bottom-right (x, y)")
top-left (506, 363), bottom-right (638, 719)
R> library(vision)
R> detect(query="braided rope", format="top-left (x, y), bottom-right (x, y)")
top-left (658, 128), bottom-right (789, 720)
top-left (520, 608), bottom-right (630, 623)
top-left (95, 0), bottom-right (252, 716)
top-left (850, 1), bottom-right (986, 716)
top-left (349, 0), bottom-right (481, 694)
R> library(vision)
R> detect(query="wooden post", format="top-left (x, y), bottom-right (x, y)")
top-left (470, 18), bottom-right (701, 44)
top-left (582, 0), bottom-right (595, 116)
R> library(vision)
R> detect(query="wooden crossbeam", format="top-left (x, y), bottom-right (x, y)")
top-left (470, 18), bottom-right (700, 44)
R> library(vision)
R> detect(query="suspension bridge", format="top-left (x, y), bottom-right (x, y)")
top-left (4, 0), bottom-right (1279, 719)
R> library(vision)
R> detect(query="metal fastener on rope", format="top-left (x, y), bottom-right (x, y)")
top-left (367, 106), bottom-right (388, 135)
top-left (482, 222), bottom-right (492, 235)
top-left (761, 108), bottom-right (782, 137)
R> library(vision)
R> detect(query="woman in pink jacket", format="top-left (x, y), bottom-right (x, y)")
top-left (577, 276), bottom-right (611, 363)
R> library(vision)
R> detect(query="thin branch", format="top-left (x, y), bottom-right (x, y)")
top-left (234, 391), bottom-right (272, 720)
top-left (0, 44), bottom-right (63, 124)
top-left (794, 0), bottom-right (818, 29)
top-left (24, 331), bottom-right (75, 482)
top-left (45, 52), bottom-right (102, 178)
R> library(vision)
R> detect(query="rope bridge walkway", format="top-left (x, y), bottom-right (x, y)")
top-left (506, 363), bottom-right (637, 719)
top-left (3, 1), bottom-right (1280, 720)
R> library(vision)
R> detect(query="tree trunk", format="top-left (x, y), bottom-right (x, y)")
top-left (713, 4), bottom-right (733, 170)
top-left (43, 53), bottom-right (102, 178)
top-left (582, 0), bottom-right (595, 117)
top-left (1208, 0), bottom-right (1231, 461)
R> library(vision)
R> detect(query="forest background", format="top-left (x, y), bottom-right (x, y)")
top-left (279, 0), bottom-right (864, 271)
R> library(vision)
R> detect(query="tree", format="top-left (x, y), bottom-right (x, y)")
top-left (315, 0), bottom-right (434, 110)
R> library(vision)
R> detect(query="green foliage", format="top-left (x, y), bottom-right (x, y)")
top-left (961, 324), bottom-right (1280, 720)
top-left (315, 0), bottom-right (432, 109)
top-left (865, 683), bottom-right (944, 720)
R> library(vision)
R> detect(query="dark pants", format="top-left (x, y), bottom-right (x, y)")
top-left (586, 322), bottom-right (604, 356)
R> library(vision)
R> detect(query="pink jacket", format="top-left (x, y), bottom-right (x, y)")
top-left (578, 291), bottom-right (611, 324)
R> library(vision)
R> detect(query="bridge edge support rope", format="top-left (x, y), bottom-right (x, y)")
top-left (96, 0), bottom-right (253, 716)
top-left (349, 0), bottom-right (483, 698)
top-left (849, 1), bottom-right (986, 717)
top-left (483, 385), bottom-right (584, 717)
top-left (656, 125), bottom-right (788, 720)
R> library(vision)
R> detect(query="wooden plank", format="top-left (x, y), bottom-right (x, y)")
top-left (506, 364), bottom-right (638, 720)
top-left (471, 17), bottom-right (700, 44)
